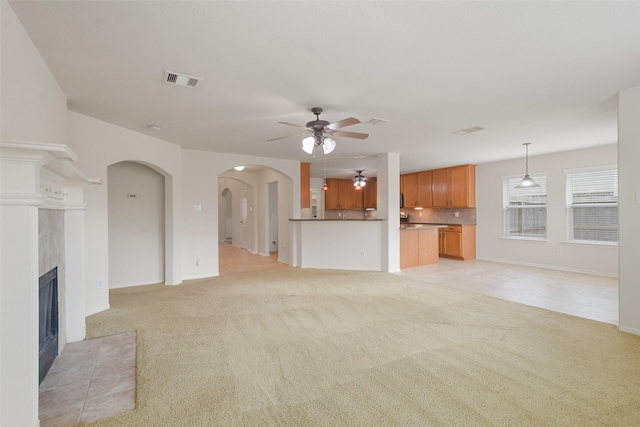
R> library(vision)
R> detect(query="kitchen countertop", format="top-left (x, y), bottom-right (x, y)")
top-left (400, 223), bottom-right (447, 229)
top-left (289, 218), bottom-right (386, 221)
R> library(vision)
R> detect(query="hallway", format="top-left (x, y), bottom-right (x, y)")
top-left (218, 242), bottom-right (287, 275)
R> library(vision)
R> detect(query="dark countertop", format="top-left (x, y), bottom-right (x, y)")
top-left (289, 218), bottom-right (387, 221)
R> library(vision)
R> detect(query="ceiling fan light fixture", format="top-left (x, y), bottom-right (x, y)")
top-left (353, 170), bottom-right (367, 189)
top-left (323, 137), bottom-right (336, 154)
top-left (302, 137), bottom-right (315, 154)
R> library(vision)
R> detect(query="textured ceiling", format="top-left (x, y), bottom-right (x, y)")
top-left (8, 1), bottom-right (640, 178)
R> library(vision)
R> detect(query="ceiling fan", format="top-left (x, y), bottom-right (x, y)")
top-left (268, 107), bottom-right (369, 154)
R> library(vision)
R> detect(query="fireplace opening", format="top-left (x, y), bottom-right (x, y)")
top-left (39, 267), bottom-right (58, 384)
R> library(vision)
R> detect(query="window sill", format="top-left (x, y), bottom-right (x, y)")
top-left (562, 241), bottom-right (618, 248)
top-left (500, 237), bottom-right (548, 243)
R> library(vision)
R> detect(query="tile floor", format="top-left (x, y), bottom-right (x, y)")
top-left (39, 331), bottom-right (136, 426)
top-left (400, 258), bottom-right (618, 325)
top-left (40, 249), bottom-right (618, 425)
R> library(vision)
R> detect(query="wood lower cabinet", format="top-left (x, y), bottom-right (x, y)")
top-left (400, 227), bottom-right (439, 269)
top-left (438, 224), bottom-right (476, 260)
top-left (325, 178), bottom-right (363, 210)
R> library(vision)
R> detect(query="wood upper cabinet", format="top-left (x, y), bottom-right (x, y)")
top-left (401, 172), bottom-right (432, 208)
top-left (432, 164), bottom-right (476, 208)
top-left (325, 178), bottom-right (342, 209)
top-left (417, 171), bottom-right (433, 208)
top-left (348, 182), bottom-right (364, 210)
top-left (402, 173), bottom-right (418, 208)
top-left (364, 180), bottom-right (377, 210)
top-left (325, 178), bottom-right (363, 210)
top-left (300, 162), bottom-right (311, 209)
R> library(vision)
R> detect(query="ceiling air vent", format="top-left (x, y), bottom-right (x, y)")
top-left (453, 126), bottom-right (485, 135)
top-left (163, 71), bottom-right (202, 88)
top-left (363, 117), bottom-right (390, 126)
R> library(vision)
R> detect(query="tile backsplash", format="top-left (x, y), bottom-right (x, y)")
top-left (400, 208), bottom-right (476, 225)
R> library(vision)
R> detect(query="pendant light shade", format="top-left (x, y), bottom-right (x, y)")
top-left (515, 143), bottom-right (540, 188)
top-left (323, 137), bottom-right (336, 154)
top-left (302, 137), bottom-right (315, 154)
top-left (301, 135), bottom-right (336, 155)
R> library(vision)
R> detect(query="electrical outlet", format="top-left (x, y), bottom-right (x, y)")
top-left (419, 212), bottom-right (422, 217)
top-left (361, 250), bottom-right (366, 257)
top-left (196, 257), bottom-right (202, 266)
top-left (97, 279), bottom-right (103, 289)
top-left (556, 249), bottom-right (562, 256)
top-left (454, 212), bottom-right (460, 218)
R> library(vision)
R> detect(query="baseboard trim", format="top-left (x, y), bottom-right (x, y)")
top-left (86, 304), bottom-right (110, 316)
top-left (181, 273), bottom-right (219, 281)
top-left (618, 325), bottom-right (640, 336)
top-left (476, 256), bottom-right (618, 278)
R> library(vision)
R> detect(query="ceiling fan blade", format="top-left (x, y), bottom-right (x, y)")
top-left (267, 133), bottom-right (306, 142)
top-left (326, 117), bottom-right (360, 130)
top-left (279, 121), bottom-right (308, 129)
top-left (333, 130), bottom-right (369, 140)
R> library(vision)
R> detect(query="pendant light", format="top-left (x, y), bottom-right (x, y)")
top-left (322, 159), bottom-right (329, 191)
top-left (515, 143), bottom-right (540, 188)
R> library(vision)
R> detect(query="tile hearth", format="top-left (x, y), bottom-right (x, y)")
top-left (39, 331), bottom-right (136, 426)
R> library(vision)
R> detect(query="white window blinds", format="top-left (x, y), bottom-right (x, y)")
top-left (502, 175), bottom-right (547, 240)
top-left (566, 168), bottom-right (618, 244)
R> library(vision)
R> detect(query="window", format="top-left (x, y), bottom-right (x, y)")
top-left (502, 175), bottom-right (547, 240)
top-left (565, 167), bottom-right (618, 244)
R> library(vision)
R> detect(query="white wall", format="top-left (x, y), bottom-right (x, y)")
top-left (218, 176), bottom-right (256, 251)
top-left (268, 182), bottom-right (278, 252)
top-left (258, 168), bottom-right (292, 262)
top-left (108, 162), bottom-right (165, 288)
top-left (0, 2), bottom-right (70, 425)
top-left (181, 149), bottom-right (300, 280)
top-left (618, 86), bottom-right (640, 335)
top-left (68, 111), bottom-right (183, 313)
top-left (0, 1), bottom-right (67, 143)
top-left (476, 144), bottom-right (618, 276)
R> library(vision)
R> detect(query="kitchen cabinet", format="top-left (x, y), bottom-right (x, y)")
top-left (400, 227), bottom-right (440, 269)
top-left (432, 164), bottom-right (476, 208)
top-left (438, 224), bottom-right (476, 260)
top-left (325, 178), bottom-right (363, 210)
top-left (401, 171), bottom-right (432, 208)
top-left (301, 162), bottom-right (311, 209)
top-left (364, 180), bottom-right (377, 210)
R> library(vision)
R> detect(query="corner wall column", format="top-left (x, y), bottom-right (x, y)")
top-left (377, 153), bottom-right (401, 272)
top-left (618, 85), bottom-right (640, 335)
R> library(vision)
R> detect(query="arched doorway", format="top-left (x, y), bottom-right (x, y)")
top-left (107, 161), bottom-right (165, 287)
top-left (217, 166), bottom-right (292, 275)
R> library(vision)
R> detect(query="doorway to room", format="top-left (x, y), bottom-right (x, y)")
top-left (217, 166), bottom-right (292, 275)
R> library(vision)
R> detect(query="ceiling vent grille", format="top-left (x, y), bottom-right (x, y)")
top-left (163, 71), bottom-right (202, 88)
top-left (453, 126), bottom-right (485, 135)
top-left (363, 117), bottom-right (390, 126)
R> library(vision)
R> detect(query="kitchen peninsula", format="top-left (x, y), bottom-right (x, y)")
top-left (290, 218), bottom-right (387, 271)
top-left (399, 224), bottom-right (446, 269)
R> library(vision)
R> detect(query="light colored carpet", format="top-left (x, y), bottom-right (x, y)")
top-left (86, 268), bottom-right (640, 426)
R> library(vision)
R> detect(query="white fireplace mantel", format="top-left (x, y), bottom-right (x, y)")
top-left (0, 140), bottom-right (100, 427)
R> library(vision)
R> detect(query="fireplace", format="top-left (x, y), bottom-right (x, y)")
top-left (39, 267), bottom-right (59, 384)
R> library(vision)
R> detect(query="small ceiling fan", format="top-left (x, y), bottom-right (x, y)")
top-left (268, 107), bottom-right (369, 154)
